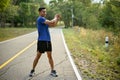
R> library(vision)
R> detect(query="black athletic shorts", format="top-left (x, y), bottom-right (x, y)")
top-left (37, 41), bottom-right (52, 53)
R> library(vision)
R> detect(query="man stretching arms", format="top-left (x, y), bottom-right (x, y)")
top-left (29, 7), bottom-right (60, 77)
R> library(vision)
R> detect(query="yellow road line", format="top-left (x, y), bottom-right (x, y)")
top-left (0, 40), bottom-right (37, 69)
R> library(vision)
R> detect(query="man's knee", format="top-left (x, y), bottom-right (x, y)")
top-left (35, 52), bottom-right (42, 59)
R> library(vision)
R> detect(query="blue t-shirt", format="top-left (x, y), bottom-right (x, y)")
top-left (37, 16), bottom-right (51, 41)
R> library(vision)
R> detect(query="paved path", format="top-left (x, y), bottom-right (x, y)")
top-left (0, 28), bottom-right (80, 80)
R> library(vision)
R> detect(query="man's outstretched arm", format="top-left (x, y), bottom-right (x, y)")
top-left (44, 14), bottom-right (60, 27)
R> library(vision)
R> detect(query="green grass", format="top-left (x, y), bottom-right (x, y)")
top-left (0, 28), bottom-right (36, 41)
top-left (63, 27), bottom-right (120, 80)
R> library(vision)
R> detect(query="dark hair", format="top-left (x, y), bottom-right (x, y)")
top-left (38, 7), bottom-right (46, 12)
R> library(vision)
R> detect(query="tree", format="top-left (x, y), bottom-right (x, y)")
top-left (29, 3), bottom-right (39, 26)
top-left (19, 2), bottom-right (32, 26)
top-left (18, 2), bottom-right (40, 27)
top-left (0, 4), bottom-right (18, 27)
top-left (99, 0), bottom-right (120, 30)
top-left (49, 0), bottom-right (72, 28)
top-left (34, 0), bottom-right (46, 7)
top-left (6, 5), bottom-right (19, 27)
top-left (99, 1), bottom-right (114, 27)
top-left (49, 0), bottom-right (96, 28)
top-left (110, 0), bottom-right (120, 29)
top-left (0, 0), bottom-right (10, 12)
top-left (12, 0), bottom-right (32, 5)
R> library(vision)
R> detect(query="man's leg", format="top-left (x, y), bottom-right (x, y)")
top-left (29, 51), bottom-right (42, 77)
top-left (33, 51), bottom-right (42, 70)
top-left (47, 51), bottom-right (54, 70)
top-left (47, 51), bottom-right (58, 77)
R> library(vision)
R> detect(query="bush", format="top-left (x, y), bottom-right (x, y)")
top-left (117, 56), bottom-right (120, 65)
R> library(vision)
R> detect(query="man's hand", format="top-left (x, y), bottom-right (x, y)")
top-left (55, 14), bottom-right (61, 20)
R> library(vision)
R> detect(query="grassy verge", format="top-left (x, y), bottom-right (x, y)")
top-left (63, 27), bottom-right (120, 80)
top-left (0, 28), bottom-right (36, 42)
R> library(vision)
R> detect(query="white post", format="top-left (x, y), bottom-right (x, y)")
top-left (105, 36), bottom-right (109, 47)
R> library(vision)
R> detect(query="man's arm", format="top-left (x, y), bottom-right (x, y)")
top-left (44, 14), bottom-right (60, 27)
top-left (44, 19), bottom-right (58, 27)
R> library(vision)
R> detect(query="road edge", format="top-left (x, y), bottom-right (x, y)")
top-left (60, 29), bottom-right (82, 80)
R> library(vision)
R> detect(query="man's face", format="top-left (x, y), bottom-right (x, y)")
top-left (39, 9), bottom-right (46, 17)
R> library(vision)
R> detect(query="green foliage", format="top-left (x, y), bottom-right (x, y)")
top-left (19, 2), bottom-right (30, 22)
top-left (81, 4), bottom-right (101, 29)
top-left (99, 0), bottom-right (120, 30)
top-left (29, 3), bottom-right (39, 23)
top-left (49, 0), bottom-right (101, 29)
top-left (117, 56), bottom-right (120, 65)
top-left (0, 0), bottom-right (120, 30)
top-left (73, 1), bottom-right (83, 26)
top-left (0, 0), bottom-right (46, 28)
top-left (0, 4), bottom-right (19, 27)
top-left (111, 3), bottom-right (120, 28)
top-left (49, 0), bottom-right (72, 28)
top-left (99, 1), bottom-right (114, 27)
top-left (0, 0), bottom-right (10, 12)
top-left (19, 2), bottom-right (39, 26)
top-left (14, 2), bottom-right (29, 26)
top-left (49, 0), bottom-right (120, 31)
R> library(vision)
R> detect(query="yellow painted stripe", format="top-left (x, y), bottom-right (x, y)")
top-left (0, 40), bottom-right (37, 69)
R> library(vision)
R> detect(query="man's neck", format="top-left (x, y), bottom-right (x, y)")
top-left (40, 15), bottom-right (45, 17)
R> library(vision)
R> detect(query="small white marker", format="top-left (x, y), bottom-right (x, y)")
top-left (105, 36), bottom-right (109, 47)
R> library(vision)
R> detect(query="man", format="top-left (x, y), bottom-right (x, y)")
top-left (29, 7), bottom-right (60, 77)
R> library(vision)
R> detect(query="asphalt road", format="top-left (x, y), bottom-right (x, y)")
top-left (0, 28), bottom-right (78, 80)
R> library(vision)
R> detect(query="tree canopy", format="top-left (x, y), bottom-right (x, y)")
top-left (0, 0), bottom-right (120, 31)
top-left (0, 0), bottom-right (10, 12)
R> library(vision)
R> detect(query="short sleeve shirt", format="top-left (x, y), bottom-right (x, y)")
top-left (37, 16), bottom-right (51, 41)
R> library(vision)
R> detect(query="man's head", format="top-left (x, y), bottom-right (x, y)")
top-left (38, 7), bottom-right (46, 17)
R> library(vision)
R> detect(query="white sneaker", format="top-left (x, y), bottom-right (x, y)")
top-left (50, 70), bottom-right (58, 77)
